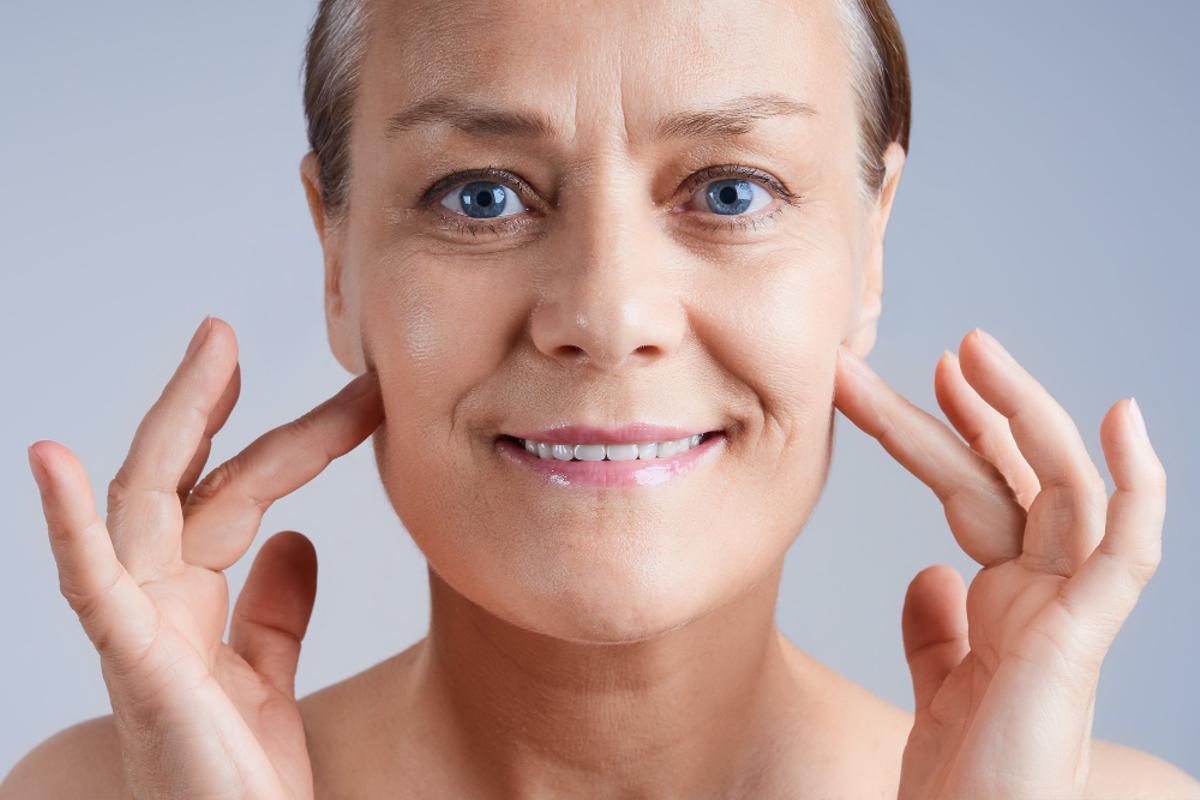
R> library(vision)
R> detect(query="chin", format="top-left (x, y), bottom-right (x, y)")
top-left (433, 530), bottom-right (765, 645)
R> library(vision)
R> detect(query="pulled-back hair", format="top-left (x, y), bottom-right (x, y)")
top-left (302, 0), bottom-right (910, 221)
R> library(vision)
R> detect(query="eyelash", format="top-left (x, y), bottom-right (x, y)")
top-left (416, 163), bottom-right (804, 239)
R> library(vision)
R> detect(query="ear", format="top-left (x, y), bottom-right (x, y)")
top-left (844, 141), bottom-right (906, 359)
top-left (300, 152), bottom-right (364, 374)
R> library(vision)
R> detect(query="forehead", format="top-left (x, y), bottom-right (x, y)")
top-left (360, 0), bottom-right (855, 149)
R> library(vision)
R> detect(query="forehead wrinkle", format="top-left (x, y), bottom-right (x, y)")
top-left (370, 0), bottom-right (846, 168)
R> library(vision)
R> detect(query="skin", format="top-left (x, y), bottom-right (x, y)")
top-left (7, 0), bottom-right (1199, 798)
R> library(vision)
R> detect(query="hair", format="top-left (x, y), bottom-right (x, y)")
top-left (302, 0), bottom-right (910, 221)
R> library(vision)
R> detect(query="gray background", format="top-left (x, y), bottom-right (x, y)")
top-left (2, 0), bottom-right (1197, 780)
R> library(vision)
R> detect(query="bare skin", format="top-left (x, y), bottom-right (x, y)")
top-left (6, 0), bottom-right (1200, 797)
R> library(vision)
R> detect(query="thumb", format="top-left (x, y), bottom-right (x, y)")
top-left (901, 564), bottom-right (969, 714)
top-left (229, 530), bottom-right (318, 698)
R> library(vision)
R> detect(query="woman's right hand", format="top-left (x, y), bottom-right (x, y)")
top-left (26, 316), bottom-right (383, 800)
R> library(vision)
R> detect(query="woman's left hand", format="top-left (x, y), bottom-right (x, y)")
top-left (832, 328), bottom-right (1167, 800)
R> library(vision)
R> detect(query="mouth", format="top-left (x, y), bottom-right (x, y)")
top-left (496, 430), bottom-right (725, 462)
top-left (493, 429), bottom-right (728, 488)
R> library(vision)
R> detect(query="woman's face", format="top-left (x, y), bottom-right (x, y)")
top-left (305, 0), bottom-right (904, 643)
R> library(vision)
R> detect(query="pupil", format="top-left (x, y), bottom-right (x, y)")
top-left (706, 179), bottom-right (753, 215)
top-left (459, 181), bottom-right (507, 218)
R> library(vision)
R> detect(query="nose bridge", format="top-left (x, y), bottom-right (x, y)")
top-left (529, 159), bottom-right (684, 372)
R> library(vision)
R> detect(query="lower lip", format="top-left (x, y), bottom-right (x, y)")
top-left (495, 433), bottom-right (726, 488)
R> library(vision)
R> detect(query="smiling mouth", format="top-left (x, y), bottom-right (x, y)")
top-left (496, 431), bottom-right (725, 462)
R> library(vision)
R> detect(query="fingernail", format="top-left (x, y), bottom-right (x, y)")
top-left (838, 344), bottom-right (875, 379)
top-left (185, 316), bottom-right (212, 359)
top-left (974, 328), bottom-right (1015, 364)
top-left (1128, 397), bottom-right (1149, 441)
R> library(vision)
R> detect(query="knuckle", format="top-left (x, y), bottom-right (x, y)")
top-left (286, 408), bottom-right (322, 438)
top-left (100, 610), bottom-right (165, 685)
top-left (1120, 544), bottom-right (1161, 588)
top-left (60, 568), bottom-right (121, 633)
top-left (188, 458), bottom-right (238, 505)
top-left (106, 470), bottom-right (132, 513)
top-left (1083, 473), bottom-right (1108, 505)
top-left (1128, 560), bottom-right (1159, 588)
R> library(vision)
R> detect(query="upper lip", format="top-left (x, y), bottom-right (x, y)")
top-left (505, 423), bottom-right (723, 445)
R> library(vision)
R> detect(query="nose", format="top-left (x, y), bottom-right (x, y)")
top-left (529, 169), bottom-right (686, 373)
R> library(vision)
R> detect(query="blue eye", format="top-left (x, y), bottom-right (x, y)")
top-left (440, 180), bottom-right (528, 219)
top-left (692, 178), bottom-right (772, 216)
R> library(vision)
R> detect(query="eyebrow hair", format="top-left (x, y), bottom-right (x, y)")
top-left (382, 92), bottom-right (818, 142)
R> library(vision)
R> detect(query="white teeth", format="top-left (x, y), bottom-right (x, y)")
top-left (519, 433), bottom-right (713, 461)
top-left (657, 439), bottom-right (681, 458)
top-left (574, 444), bottom-right (606, 462)
top-left (605, 444), bottom-right (639, 461)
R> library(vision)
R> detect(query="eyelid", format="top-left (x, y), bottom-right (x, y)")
top-left (419, 166), bottom-right (540, 210)
top-left (680, 163), bottom-right (803, 206)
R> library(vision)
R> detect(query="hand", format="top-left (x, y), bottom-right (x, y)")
top-left (26, 317), bottom-right (383, 800)
top-left (833, 328), bottom-right (1167, 800)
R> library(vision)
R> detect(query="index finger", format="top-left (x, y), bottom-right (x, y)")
top-left (106, 316), bottom-right (240, 581)
top-left (834, 344), bottom-right (1024, 567)
top-left (180, 369), bottom-right (384, 570)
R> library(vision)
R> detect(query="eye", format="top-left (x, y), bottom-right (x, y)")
top-left (439, 180), bottom-right (528, 219)
top-left (686, 178), bottom-right (774, 217)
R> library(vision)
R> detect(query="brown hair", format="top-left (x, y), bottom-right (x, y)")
top-left (302, 0), bottom-right (911, 221)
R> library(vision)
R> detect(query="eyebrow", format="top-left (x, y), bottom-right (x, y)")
top-left (382, 92), bottom-right (818, 142)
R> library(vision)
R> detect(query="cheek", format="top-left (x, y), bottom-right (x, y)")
top-left (360, 260), bottom-right (510, 543)
top-left (700, 232), bottom-right (852, 443)
top-left (680, 231), bottom-right (853, 543)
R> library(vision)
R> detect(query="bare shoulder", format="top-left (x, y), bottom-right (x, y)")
top-left (1085, 739), bottom-right (1200, 800)
top-left (0, 714), bottom-right (131, 800)
top-left (776, 639), bottom-right (1200, 800)
top-left (297, 639), bottom-right (430, 797)
top-left (0, 644), bottom-right (424, 800)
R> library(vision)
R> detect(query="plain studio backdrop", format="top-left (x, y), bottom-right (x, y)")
top-left (2, 1), bottom-right (1197, 779)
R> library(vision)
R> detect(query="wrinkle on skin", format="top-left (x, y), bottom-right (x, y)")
top-left (306, 0), bottom-right (906, 795)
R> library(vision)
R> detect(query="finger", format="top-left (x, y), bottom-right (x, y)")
top-left (834, 345), bottom-right (1024, 567)
top-left (955, 328), bottom-right (1107, 575)
top-left (901, 564), bottom-right (968, 716)
top-left (106, 316), bottom-right (240, 581)
top-left (29, 441), bottom-right (160, 671)
top-left (176, 360), bottom-right (242, 507)
top-left (229, 531), bottom-right (318, 698)
top-left (1058, 398), bottom-right (1166, 668)
top-left (934, 350), bottom-right (1040, 510)
top-left (181, 370), bottom-right (383, 570)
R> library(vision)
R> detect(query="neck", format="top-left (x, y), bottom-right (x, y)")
top-left (414, 559), bottom-right (808, 798)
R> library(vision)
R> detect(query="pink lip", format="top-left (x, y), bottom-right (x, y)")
top-left (495, 431), bottom-right (726, 488)
top-left (506, 423), bottom-right (720, 445)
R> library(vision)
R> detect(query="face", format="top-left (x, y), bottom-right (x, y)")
top-left (302, 0), bottom-right (904, 643)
